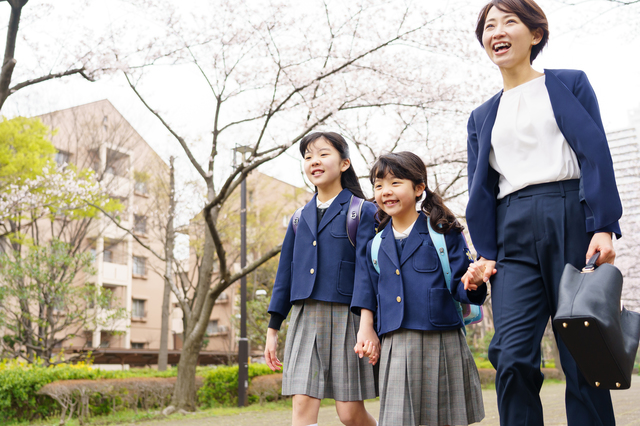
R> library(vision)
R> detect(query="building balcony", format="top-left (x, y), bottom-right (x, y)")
top-left (88, 261), bottom-right (130, 286)
top-left (86, 308), bottom-right (129, 332)
top-left (104, 172), bottom-right (131, 199)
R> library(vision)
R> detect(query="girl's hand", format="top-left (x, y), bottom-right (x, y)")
top-left (264, 328), bottom-right (282, 371)
top-left (353, 309), bottom-right (380, 365)
top-left (462, 262), bottom-right (486, 290)
top-left (354, 327), bottom-right (380, 365)
top-left (586, 232), bottom-right (615, 266)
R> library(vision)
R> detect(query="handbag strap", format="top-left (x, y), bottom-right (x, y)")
top-left (582, 252), bottom-right (601, 273)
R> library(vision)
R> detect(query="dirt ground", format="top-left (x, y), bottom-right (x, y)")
top-left (136, 376), bottom-right (640, 426)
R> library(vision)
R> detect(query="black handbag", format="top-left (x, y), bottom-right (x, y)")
top-left (553, 252), bottom-right (640, 390)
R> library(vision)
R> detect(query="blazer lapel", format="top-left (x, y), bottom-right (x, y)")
top-left (317, 189), bottom-right (351, 233)
top-left (400, 215), bottom-right (428, 266)
top-left (300, 195), bottom-right (318, 238)
top-left (380, 226), bottom-right (400, 270)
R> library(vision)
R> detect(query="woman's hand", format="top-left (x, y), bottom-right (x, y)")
top-left (586, 232), bottom-right (615, 266)
top-left (353, 309), bottom-right (380, 365)
top-left (462, 257), bottom-right (497, 289)
top-left (264, 328), bottom-right (282, 371)
top-left (462, 262), bottom-right (486, 290)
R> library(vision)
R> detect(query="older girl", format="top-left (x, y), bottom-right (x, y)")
top-left (265, 132), bottom-right (378, 426)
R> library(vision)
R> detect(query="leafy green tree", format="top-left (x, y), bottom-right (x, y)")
top-left (0, 239), bottom-right (127, 365)
top-left (0, 116), bottom-right (123, 365)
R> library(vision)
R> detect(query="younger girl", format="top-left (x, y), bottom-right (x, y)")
top-left (265, 132), bottom-right (378, 426)
top-left (352, 152), bottom-right (486, 426)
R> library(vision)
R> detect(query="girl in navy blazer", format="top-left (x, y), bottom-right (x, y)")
top-left (265, 132), bottom-right (378, 426)
top-left (466, 1), bottom-right (623, 425)
top-left (352, 152), bottom-right (487, 426)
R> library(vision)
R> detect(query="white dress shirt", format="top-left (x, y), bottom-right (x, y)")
top-left (489, 75), bottom-right (581, 199)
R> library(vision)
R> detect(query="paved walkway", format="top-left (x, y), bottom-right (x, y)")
top-left (140, 376), bottom-right (640, 426)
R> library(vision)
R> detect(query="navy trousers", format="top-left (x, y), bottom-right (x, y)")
top-left (489, 180), bottom-right (615, 426)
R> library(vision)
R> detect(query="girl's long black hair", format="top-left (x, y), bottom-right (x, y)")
top-left (299, 132), bottom-right (366, 199)
top-left (369, 152), bottom-right (463, 234)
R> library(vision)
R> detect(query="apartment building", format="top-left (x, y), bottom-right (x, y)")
top-left (607, 107), bottom-right (640, 311)
top-left (37, 99), bottom-right (311, 364)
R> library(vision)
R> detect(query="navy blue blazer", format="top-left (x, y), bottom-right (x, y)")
top-left (268, 188), bottom-right (377, 318)
top-left (351, 213), bottom-right (487, 336)
top-left (466, 69), bottom-right (623, 261)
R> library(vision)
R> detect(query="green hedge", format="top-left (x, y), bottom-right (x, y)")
top-left (0, 359), bottom-right (212, 422)
top-left (198, 363), bottom-right (277, 407)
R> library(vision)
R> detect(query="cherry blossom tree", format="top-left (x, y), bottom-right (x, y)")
top-left (102, 0), bottom-right (486, 410)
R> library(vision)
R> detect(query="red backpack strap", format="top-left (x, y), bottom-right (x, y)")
top-left (346, 195), bottom-right (364, 247)
top-left (291, 206), bottom-right (304, 234)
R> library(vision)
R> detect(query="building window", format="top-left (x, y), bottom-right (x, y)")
top-left (103, 249), bottom-right (113, 263)
top-left (206, 320), bottom-right (219, 336)
top-left (134, 180), bottom-right (148, 195)
top-left (132, 299), bottom-right (145, 319)
top-left (102, 286), bottom-right (115, 309)
top-left (131, 342), bottom-right (145, 349)
top-left (134, 215), bottom-right (147, 235)
top-left (55, 150), bottom-right (71, 167)
top-left (133, 256), bottom-right (146, 276)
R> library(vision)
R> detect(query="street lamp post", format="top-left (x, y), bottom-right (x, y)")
top-left (233, 144), bottom-right (252, 407)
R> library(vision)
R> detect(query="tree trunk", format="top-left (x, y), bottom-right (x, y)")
top-left (158, 157), bottom-right (176, 371)
top-left (0, 0), bottom-right (27, 110)
top-left (170, 329), bottom-right (203, 410)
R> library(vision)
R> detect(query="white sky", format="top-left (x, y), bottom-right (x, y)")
top-left (2, 0), bottom-right (639, 193)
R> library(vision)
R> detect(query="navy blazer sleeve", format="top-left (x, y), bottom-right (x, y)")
top-left (446, 231), bottom-right (487, 306)
top-left (268, 215), bottom-right (296, 318)
top-left (350, 203), bottom-right (378, 315)
top-left (351, 239), bottom-right (378, 315)
top-left (557, 70), bottom-right (622, 236)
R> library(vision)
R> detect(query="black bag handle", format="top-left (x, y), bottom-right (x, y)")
top-left (582, 252), bottom-right (601, 273)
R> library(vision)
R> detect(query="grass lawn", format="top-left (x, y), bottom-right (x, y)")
top-left (0, 398), bottom-right (339, 426)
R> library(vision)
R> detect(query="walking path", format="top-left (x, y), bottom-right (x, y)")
top-left (138, 376), bottom-right (640, 426)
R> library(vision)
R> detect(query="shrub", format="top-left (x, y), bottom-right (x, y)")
top-left (198, 363), bottom-right (277, 407)
top-left (0, 359), bottom-right (207, 422)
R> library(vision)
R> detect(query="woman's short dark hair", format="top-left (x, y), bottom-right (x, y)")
top-left (299, 131), bottom-right (365, 199)
top-left (475, 0), bottom-right (549, 63)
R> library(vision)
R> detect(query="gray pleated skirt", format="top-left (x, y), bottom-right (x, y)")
top-left (282, 299), bottom-right (378, 401)
top-left (379, 328), bottom-right (484, 426)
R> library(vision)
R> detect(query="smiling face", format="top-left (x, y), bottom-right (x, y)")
top-left (374, 173), bottom-right (424, 221)
top-left (482, 6), bottom-right (542, 71)
top-left (303, 137), bottom-right (350, 193)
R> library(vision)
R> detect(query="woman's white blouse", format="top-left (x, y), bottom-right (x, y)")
top-left (489, 75), bottom-right (580, 199)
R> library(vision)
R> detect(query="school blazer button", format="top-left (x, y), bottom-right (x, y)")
top-left (310, 268), bottom-right (314, 274)
top-left (396, 296), bottom-right (401, 303)
top-left (395, 269), bottom-right (400, 275)
top-left (312, 240), bottom-right (316, 246)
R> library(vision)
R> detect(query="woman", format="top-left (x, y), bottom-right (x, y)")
top-left (464, 1), bottom-right (622, 425)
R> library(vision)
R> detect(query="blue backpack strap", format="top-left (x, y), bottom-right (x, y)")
top-left (291, 206), bottom-right (304, 234)
top-left (346, 195), bottom-right (364, 247)
top-left (426, 216), bottom-right (465, 331)
top-left (370, 232), bottom-right (383, 274)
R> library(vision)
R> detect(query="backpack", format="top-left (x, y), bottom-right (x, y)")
top-left (291, 195), bottom-right (364, 247)
top-left (370, 217), bottom-right (483, 332)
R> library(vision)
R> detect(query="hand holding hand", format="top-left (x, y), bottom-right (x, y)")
top-left (462, 257), bottom-right (496, 290)
top-left (462, 262), bottom-right (486, 290)
top-left (353, 322), bottom-right (380, 365)
top-left (264, 328), bottom-right (282, 371)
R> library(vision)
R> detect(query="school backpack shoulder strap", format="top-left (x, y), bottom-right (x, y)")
top-left (426, 217), bottom-right (452, 290)
top-left (346, 195), bottom-right (365, 247)
top-left (291, 206), bottom-right (304, 234)
top-left (370, 232), bottom-right (383, 274)
top-left (426, 216), bottom-right (466, 332)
